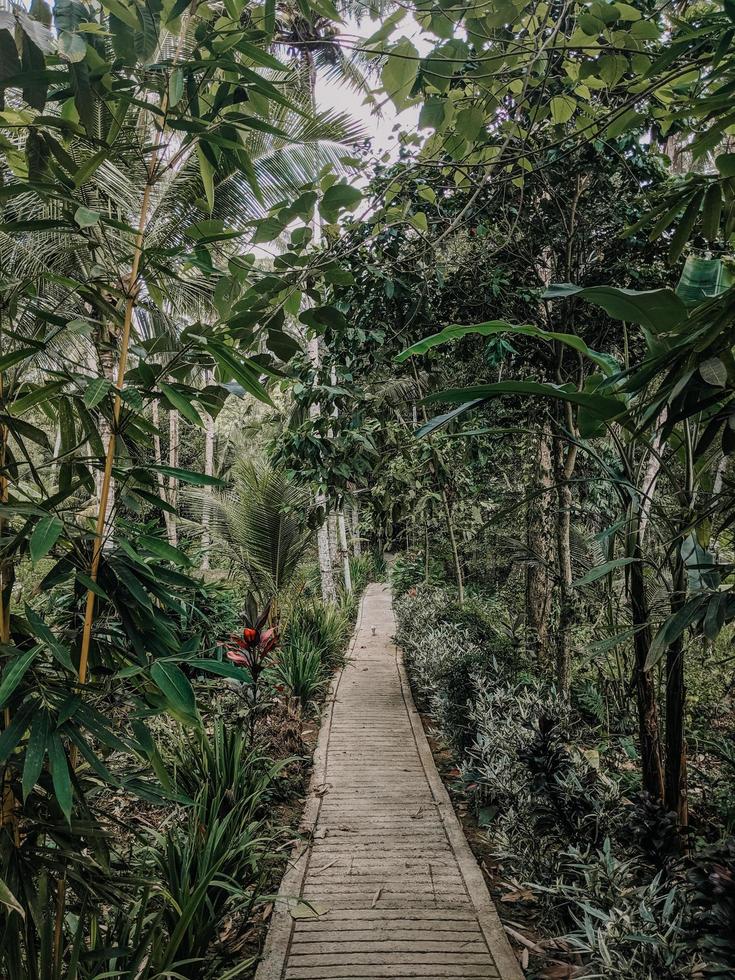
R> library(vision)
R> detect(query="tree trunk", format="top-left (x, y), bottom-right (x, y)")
top-left (201, 372), bottom-right (215, 570)
top-left (665, 553), bottom-right (688, 828)
top-left (526, 425), bottom-right (555, 670)
top-left (441, 487), bottom-right (464, 606)
top-left (168, 410), bottom-right (179, 548)
top-left (337, 508), bottom-right (352, 594)
top-left (97, 343), bottom-right (117, 550)
top-left (349, 501), bottom-right (362, 557)
top-left (151, 399), bottom-right (174, 545)
top-left (628, 517), bottom-right (665, 801)
top-left (553, 435), bottom-right (576, 696)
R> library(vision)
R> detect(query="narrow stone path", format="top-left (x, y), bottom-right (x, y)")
top-left (257, 583), bottom-right (522, 980)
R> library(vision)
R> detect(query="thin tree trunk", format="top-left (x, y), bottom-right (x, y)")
top-left (201, 369), bottom-right (215, 570)
top-left (553, 433), bottom-right (577, 696)
top-left (441, 487), bottom-right (464, 606)
top-left (349, 501), bottom-right (362, 557)
top-left (151, 399), bottom-right (174, 545)
top-left (337, 508), bottom-right (352, 594)
top-left (168, 410), bottom-right (179, 548)
top-left (526, 425), bottom-right (554, 670)
top-left (97, 344), bottom-right (117, 550)
top-left (665, 552), bottom-right (688, 828)
top-left (628, 515), bottom-right (665, 801)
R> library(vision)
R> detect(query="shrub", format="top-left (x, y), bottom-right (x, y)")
top-left (284, 599), bottom-right (351, 670)
top-left (273, 637), bottom-right (325, 713)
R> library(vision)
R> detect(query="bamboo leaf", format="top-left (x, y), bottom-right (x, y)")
top-left (0, 646), bottom-right (40, 708)
top-left (48, 733), bottom-right (73, 824)
top-left (29, 515), bottom-right (63, 565)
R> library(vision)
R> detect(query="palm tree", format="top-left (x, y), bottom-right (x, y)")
top-left (205, 458), bottom-right (313, 604)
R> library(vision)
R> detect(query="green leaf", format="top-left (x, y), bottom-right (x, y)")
top-left (139, 535), bottom-right (192, 566)
top-left (382, 37), bottom-right (419, 109)
top-left (424, 381), bottom-right (625, 420)
top-left (573, 557), bottom-right (636, 587)
top-left (159, 382), bottom-right (203, 427)
top-left (196, 143), bottom-right (215, 213)
top-left (207, 341), bottom-right (273, 406)
top-left (29, 515), bottom-right (63, 565)
top-left (58, 29), bottom-right (86, 62)
top-left (0, 878), bottom-right (24, 919)
top-left (550, 94), bottom-right (576, 124)
top-left (72, 148), bottom-right (107, 186)
top-left (543, 283), bottom-right (687, 334)
top-left (399, 320), bottom-right (620, 376)
top-left (0, 347), bottom-right (40, 372)
top-left (48, 733), bottom-right (73, 824)
top-left (0, 647), bottom-right (40, 708)
top-left (716, 153), bottom-right (735, 178)
top-left (74, 205), bottom-right (100, 228)
top-left (22, 710), bottom-right (49, 801)
top-left (84, 377), bottom-right (111, 409)
top-left (644, 596), bottom-right (707, 671)
top-left (701, 183), bottom-right (722, 242)
top-left (150, 661), bottom-right (198, 722)
top-left (188, 658), bottom-right (252, 683)
top-left (416, 399), bottom-right (486, 437)
top-left (150, 465), bottom-right (224, 487)
top-left (320, 183), bottom-right (362, 223)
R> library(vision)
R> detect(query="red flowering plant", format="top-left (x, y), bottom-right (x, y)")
top-left (225, 597), bottom-right (278, 741)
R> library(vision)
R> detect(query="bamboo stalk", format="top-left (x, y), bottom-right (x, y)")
top-left (77, 180), bottom-right (153, 686)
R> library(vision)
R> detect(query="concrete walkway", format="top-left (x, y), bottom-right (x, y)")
top-left (256, 583), bottom-right (522, 980)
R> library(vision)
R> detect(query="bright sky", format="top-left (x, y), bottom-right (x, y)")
top-left (314, 13), bottom-right (430, 158)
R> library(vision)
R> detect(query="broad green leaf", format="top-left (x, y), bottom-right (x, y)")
top-left (207, 341), bottom-right (274, 406)
top-left (398, 320), bottom-right (619, 375)
top-left (29, 515), bottom-right (63, 565)
top-left (716, 153), bottom-right (735, 177)
top-left (550, 94), bottom-right (576, 124)
top-left (159, 382), bottom-right (203, 427)
top-left (150, 465), bottom-right (224, 487)
top-left (74, 205), bottom-right (100, 228)
top-left (139, 535), bottom-right (192, 566)
top-left (416, 399), bottom-right (486, 437)
top-left (150, 661), bottom-right (198, 722)
top-left (188, 658), bottom-right (252, 684)
top-left (543, 283), bottom-right (687, 333)
top-left (382, 37), bottom-right (419, 109)
top-left (321, 183), bottom-right (362, 223)
top-left (196, 143), bottom-right (215, 213)
top-left (84, 377), bottom-right (111, 408)
top-left (424, 381), bottom-right (625, 420)
top-left (0, 347), bottom-right (40, 372)
top-left (644, 595), bottom-right (707, 671)
top-left (0, 647), bottom-right (40, 708)
top-left (573, 557), bottom-right (636, 587)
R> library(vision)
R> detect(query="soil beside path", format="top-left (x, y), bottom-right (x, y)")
top-left (256, 582), bottom-right (523, 980)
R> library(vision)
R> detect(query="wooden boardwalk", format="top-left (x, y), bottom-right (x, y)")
top-left (256, 583), bottom-right (522, 980)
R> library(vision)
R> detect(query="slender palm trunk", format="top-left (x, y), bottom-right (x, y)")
top-left (168, 410), bottom-right (179, 548)
top-left (201, 390), bottom-right (215, 570)
top-left (526, 425), bottom-right (554, 670)
top-left (440, 486), bottom-right (464, 606)
top-left (152, 399), bottom-right (174, 545)
top-left (627, 513), bottom-right (665, 801)
top-left (665, 552), bottom-right (688, 828)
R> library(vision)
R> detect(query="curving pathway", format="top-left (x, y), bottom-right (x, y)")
top-left (256, 583), bottom-right (522, 980)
